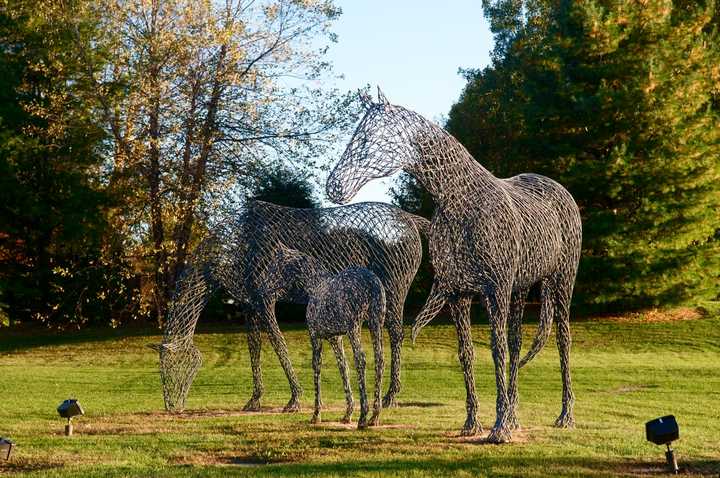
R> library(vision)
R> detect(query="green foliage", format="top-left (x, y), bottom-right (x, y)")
top-left (440, 0), bottom-right (720, 312)
top-left (0, 1), bottom-right (117, 326)
top-left (250, 166), bottom-right (319, 209)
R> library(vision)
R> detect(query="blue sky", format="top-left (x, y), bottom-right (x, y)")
top-left (323, 0), bottom-right (494, 203)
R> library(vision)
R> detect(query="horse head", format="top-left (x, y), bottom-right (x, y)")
top-left (149, 340), bottom-right (203, 412)
top-left (326, 87), bottom-right (418, 204)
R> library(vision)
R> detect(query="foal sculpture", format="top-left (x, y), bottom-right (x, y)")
top-left (265, 246), bottom-right (386, 428)
top-left (326, 90), bottom-right (582, 443)
top-left (153, 200), bottom-right (426, 412)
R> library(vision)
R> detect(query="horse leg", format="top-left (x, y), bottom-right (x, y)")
top-left (553, 270), bottom-right (576, 428)
top-left (507, 288), bottom-right (528, 431)
top-left (310, 335), bottom-right (322, 424)
top-left (348, 325), bottom-right (368, 429)
top-left (449, 295), bottom-right (482, 436)
top-left (243, 311), bottom-right (264, 411)
top-left (330, 336), bottom-right (354, 423)
top-left (368, 319), bottom-right (384, 426)
top-left (382, 294), bottom-right (403, 408)
top-left (485, 288), bottom-right (513, 443)
top-left (261, 301), bottom-right (302, 412)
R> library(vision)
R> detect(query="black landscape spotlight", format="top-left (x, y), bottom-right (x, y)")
top-left (646, 415), bottom-right (679, 474)
top-left (0, 437), bottom-right (13, 460)
top-left (57, 399), bottom-right (84, 436)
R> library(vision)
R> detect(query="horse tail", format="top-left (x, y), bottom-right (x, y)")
top-left (519, 278), bottom-right (554, 368)
top-left (370, 276), bottom-right (387, 328)
top-left (411, 281), bottom-right (447, 343)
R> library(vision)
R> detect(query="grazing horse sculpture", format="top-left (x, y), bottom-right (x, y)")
top-left (326, 89), bottom-right (582, 443)
top-left (265, 246), bottom-right (386, 428)
top-left (152, 200), bottom-right (427, 412)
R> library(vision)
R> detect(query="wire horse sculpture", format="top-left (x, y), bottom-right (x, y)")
top-left (265, 246), bottom-right (386, 428)
top-left (151, 200), bottom-right (427, 413)
top-left (326, 89), bottom-right (582, 443)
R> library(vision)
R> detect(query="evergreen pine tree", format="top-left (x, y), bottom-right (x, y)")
top-left (446, 1), bottom-right (720, 310)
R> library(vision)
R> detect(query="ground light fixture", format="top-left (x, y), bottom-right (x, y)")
top-left (645, 415), bottom-right (679, 474)
top-left (57, 399), bottom-right (84, 436)
top-left (0, 437), bottom-right (13, 460)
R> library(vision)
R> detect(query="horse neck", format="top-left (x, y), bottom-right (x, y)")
top-left (405, 128), bottom-right (498, 206)
top-left (163, 267), bottom-right (211, 345)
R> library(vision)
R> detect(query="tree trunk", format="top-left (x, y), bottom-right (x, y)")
top-left (169, 45), bottom-right (228, 287)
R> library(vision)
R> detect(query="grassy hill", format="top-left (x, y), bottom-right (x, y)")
top-left (1, 310), bottom-right (719, 477)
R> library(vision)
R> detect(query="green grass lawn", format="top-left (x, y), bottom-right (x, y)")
top-left (1, 310), bottom-right (719, 477)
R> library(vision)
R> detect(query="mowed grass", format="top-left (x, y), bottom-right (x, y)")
top-left (1, 309), bottom-right (719, 477)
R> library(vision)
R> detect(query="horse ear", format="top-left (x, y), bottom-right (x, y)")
top-left (358, 90), bottom-right (372, 109)
top-left (377, 86), bottom-right (389, 104)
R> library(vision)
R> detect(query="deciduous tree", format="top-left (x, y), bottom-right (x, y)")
top-left (84, 0), bottom-right (352, 320)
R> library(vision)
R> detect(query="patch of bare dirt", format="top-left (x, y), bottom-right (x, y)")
top-left (0, 458), bottom-right (63, 474)
top-left (603, 307), bottom-right (704, 323)
top-left (396, 401), bottom-right (445, 408)
top-left (447, 427), bottom-right (535, 445)
top-left (612, 384), bottom-right (658, 395)
top-left (313, 421), bottom-right (416, 431)
top-left (71, 422), bottom-right (175, 436)
top-left (171, 449), bottom-right (304, 467)
top-left (172, 452), bottom-right (266, 467)
top-left (135, 406), bottom-right (291, 420)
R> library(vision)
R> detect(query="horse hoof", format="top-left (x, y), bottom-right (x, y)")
top-left (382, 395), bottom-right (398, 409)
top-left (283, 400), bottom-right (301, 413)
top-left (507, 415), bottom-right (521, 431)
top-left (487, 426), bottom-right (512, 444)
top-left (460, 420), bottom-right (483, 436)
top-left (554, 412), bottom-right (575, 428)
top-left (242, 398), bottom-right (261, 412)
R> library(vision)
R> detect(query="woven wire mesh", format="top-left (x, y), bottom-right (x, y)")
top-left (155, 200), bottom-right (427, 412)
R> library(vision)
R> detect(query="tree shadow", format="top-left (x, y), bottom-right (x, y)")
top-left (0, 458), bottom-right (62, 474)
top-left (221, 455), bottom-right (720, 477)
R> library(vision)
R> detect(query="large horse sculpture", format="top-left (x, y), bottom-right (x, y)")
top-left (151, 200), bottom-right (427, 412)
top-left (326, 90), bottom-right (582, 443)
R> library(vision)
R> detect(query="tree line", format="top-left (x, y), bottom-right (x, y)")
top-left (3, 0), bottom-right (719, 328)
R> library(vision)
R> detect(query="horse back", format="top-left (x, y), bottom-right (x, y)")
top-left (503, 173), bottom-right (581, 287)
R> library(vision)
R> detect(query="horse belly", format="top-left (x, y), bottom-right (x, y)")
top-left (514, 215), bottom-right (563, 288)
top-left (429, 211), bottom-right (518, 293)
top-left (307, 288), bottom-right (363, 338)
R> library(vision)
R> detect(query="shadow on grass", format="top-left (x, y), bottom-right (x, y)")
top-left (227, 455), bottom-right (720, 478)
top-left (3, 449), bottom-right (718, 477)
top-left (0, 322), bottom-right (162, 353)
top-left (0, 303), bottom-right (546, 355)
top-left (0, 458), bottom-right (63, 475)
top-left (0, 321), bottom-right (283, 353)
top-left (396, 401), bottom-right (445, 408)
